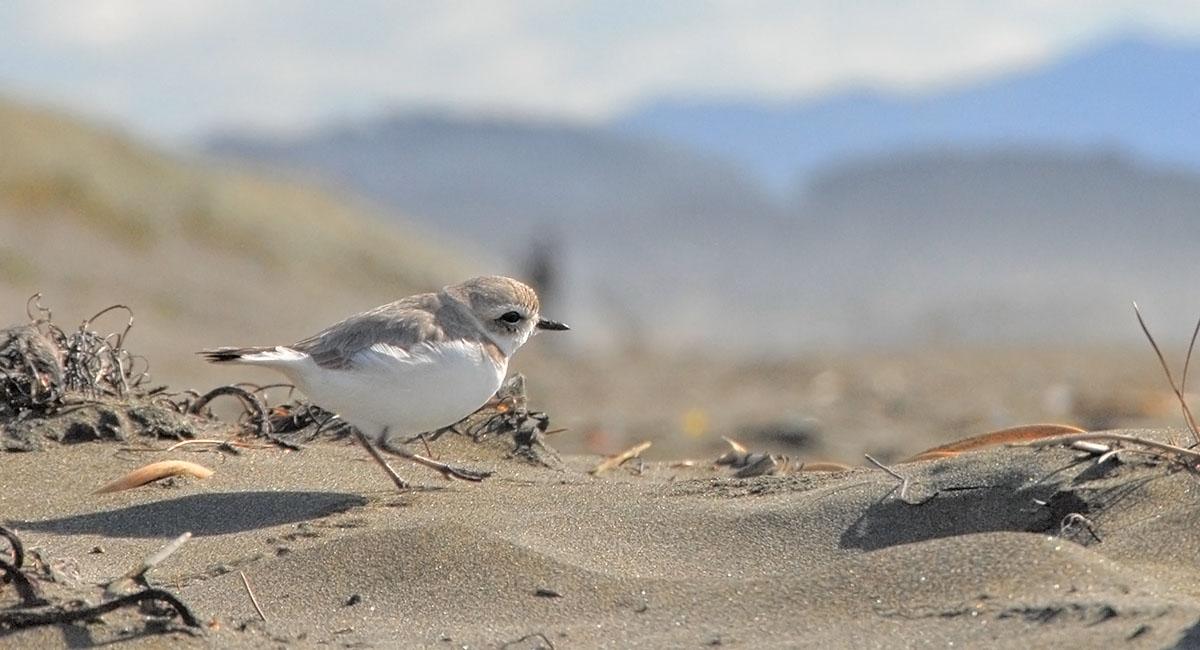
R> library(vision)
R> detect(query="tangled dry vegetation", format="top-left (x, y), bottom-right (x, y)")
top-left (0, 295), bottom-right (278, 451)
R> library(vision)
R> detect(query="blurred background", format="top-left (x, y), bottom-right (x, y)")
top-left (2, 1), bottom-right (1200, 462)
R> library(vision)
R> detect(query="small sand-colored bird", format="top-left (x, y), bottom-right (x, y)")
top-left (201, 275), bottom-right (568, 488)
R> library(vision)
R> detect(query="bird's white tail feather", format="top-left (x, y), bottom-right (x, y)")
top-left (239, 347), bottom-right (307, 364)
top-left (199, 346), bottom-right (308, 367)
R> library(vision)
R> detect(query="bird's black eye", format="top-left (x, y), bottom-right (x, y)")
top-left (498, 311), bottom-right (523, 324)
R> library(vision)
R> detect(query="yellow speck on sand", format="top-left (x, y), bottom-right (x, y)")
top-left (682, 408), bottom-right (710, 438)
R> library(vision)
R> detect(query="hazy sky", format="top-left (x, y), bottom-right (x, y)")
top-left (2, 1), bottom-right (1198, 143)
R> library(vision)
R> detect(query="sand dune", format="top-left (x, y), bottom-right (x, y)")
top-left (3, 426), bottom-right (1200, 648)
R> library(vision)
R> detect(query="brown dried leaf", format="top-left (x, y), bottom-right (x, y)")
top-left (95, 460), bottom-right (214, 494)
top-left (902, 423), bottom-right (1086, 463)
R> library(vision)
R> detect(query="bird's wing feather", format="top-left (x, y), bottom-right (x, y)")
top-left (292, 294), bottom-right (446, 369)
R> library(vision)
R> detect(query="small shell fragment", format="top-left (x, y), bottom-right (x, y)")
top-left (95, 460), bottom-right (215, 494)
top-left (1070, 441), bottom-right (1111, 455)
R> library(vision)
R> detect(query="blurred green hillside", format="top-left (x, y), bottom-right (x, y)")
top-left (0, 98), bottom-right (476, 389)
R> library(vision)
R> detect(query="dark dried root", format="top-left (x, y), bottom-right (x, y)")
top-left (189, 385), bottom-right (299, 450)
top-left (0, 526), bottom-right (47, 608)
top-left (0, 525), bottom-right (24, 569)
top-left (0, 588), bottom-right (201, 630)
top-left (0, 559), bottom-right (47, 608)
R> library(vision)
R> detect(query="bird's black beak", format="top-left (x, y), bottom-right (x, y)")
top-left (537, 318), bottom-right (570, 331)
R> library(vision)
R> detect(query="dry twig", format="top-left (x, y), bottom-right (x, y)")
top-left (105, 531), bottom-right (193, 598)
top-left (129, 532), bottom-right (192, 582)
top-left (1132, 302), bottom-right (1200, 445)
top-left (591, 441), bottom-right (652, 475)
top-left (163, 439), bottom-right (260, 454)
top-left (865, 453), bottom-right (933, 504)
top-left (1016, 432), bottom-right (1200, 464)
top-left (240, 570), bottom-right (268, 622)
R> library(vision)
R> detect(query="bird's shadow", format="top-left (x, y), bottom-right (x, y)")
top-left (9, 491), bottom-right (367, 538)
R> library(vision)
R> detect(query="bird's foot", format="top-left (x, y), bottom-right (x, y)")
top-left (436, 463), bottom-right (492, 482)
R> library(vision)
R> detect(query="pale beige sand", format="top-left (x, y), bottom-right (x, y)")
top-left (3, 429), bottom-right (1200, 648)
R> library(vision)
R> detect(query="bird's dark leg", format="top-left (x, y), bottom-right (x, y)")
top-left (355, 427), bottom-right (410, 490)
top-left (404, 426), bottom-right (454, 444)
top-left (380, 437), bottom-right (492, 482)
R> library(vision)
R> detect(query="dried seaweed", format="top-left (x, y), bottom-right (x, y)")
top-left (1, 296), bottom-right (152, 418)
top-left (2, 297), bottom-right (284, 450)
top-left (94, 460), bottom-right (215, 493)
top-left (263, 401), bottom-right (352, 442)
top-left (434, 374), bottom-right (563, 466)
top-left (501, 632), bottom-right (555, 649)
top-left (166, 374), bottom-right (562, 464)
top-left (0, 325), bottom-right (63, 417)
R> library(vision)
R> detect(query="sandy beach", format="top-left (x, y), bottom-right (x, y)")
top-left (4, 9), bottom-right (1200, 648)
top-left (4, 418), bottom-right (1200, 648)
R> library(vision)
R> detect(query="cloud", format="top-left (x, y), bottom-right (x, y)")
top-left (0, 1), bottom-right (1197, 141)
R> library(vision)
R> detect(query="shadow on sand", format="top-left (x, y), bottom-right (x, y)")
top-left (9, 491), bottom-right (367, 538)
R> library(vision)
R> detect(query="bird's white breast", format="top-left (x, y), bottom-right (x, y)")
top-left (287, 339), bottom-right (506, 439)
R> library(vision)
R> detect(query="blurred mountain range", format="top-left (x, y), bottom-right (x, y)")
top-left (618, 37), bottom-right (1200, 193)
top-left (0, 98), bottom-right (471, 388)
top-left (204, 35), bottom-right (1200, 349)
top-left (792, 150), bottom-right (1200, 344)
top-left (208, 115), bottom-right (779, 263)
